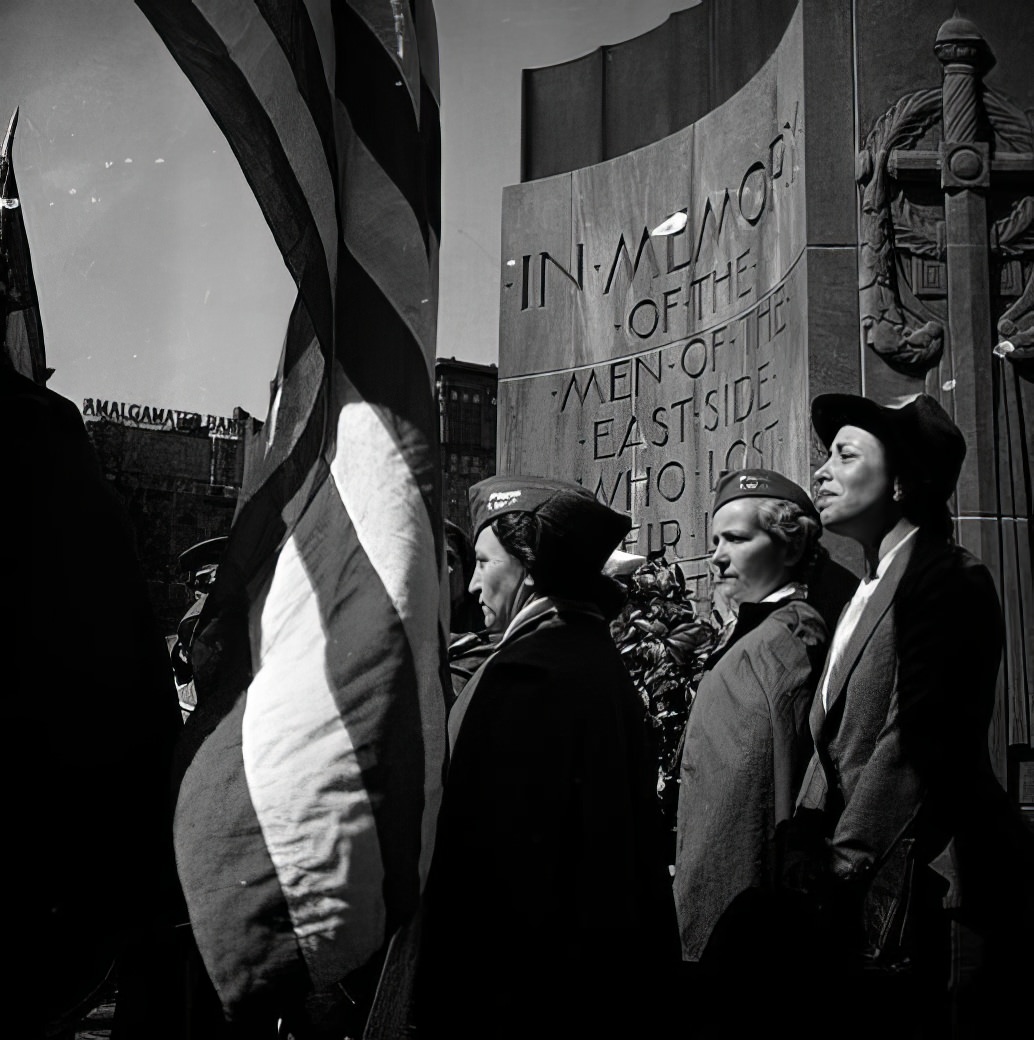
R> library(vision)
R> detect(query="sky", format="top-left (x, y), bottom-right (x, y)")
top-left (0, 0), bottom-right (694, 419)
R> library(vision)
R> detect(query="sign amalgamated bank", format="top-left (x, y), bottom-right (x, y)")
top-left (83, 397), bottom-right (244, 437)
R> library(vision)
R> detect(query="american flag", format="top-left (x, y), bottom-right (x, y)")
top-left (1, 108), bottom-right (48, 384)
top-left (134, 0), bottom-right (447, 1019)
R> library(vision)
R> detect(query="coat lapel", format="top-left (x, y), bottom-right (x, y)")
top-left (820, 534), bottom-right (917, 720)
top-left (447, 598), bottom-right (560, 751)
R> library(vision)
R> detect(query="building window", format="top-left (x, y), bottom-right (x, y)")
top-left (443, 382), bottom-right (486, 447)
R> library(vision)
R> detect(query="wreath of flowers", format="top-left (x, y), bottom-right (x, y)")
top-left (610, 556), bottom-right (718, 844)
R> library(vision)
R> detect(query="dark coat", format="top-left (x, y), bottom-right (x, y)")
top-left (796, 530), bottom-right (1034, 965)
top-left (417, 599), bottom-right (679, 1039)
top-left (3, 369), bottom-right (185, 1035)
top-left (674, 596), bottom-right (827, 960)
top-left (446, 628), bottom-right (498, 702)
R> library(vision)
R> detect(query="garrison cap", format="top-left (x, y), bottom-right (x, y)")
top-left (712, 468), bottom-right (820, 522)
top-left (178, 536), bottom-right (228, 575)
top-left (469, 475), bottom-right (631, 573)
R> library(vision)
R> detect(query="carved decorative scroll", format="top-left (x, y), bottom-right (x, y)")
top-left (997, 268), bottom-right (1034, 363)
top-left (858, 78), bottom-right (1034, 377)
top-left (857, 89), bottom-right (944, 375)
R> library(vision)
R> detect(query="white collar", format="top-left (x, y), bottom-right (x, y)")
top-left (869, 525), bottom-right (919, 584)
top-left (760, 582), bottom-right (808, 605)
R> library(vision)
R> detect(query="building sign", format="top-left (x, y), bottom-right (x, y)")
top-left (498, 8), bottom-right (808, 584)
top-left (83, 397), bottom-right (244, 437)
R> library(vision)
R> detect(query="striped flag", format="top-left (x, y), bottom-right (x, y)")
top-left (1, 108), bottom-right (48, 384)
top-left (133, 0), bottom-right (447, 1021)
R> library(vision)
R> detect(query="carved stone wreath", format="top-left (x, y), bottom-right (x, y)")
top-left (857, 86), bottom-right (1034, 375)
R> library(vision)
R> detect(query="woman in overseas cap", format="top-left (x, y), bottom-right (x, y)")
top-left (784, 393), bottom-right (1034, 1032)
top-left (416, 475), bottom-right (679, 1038)
top-left (672, 467), bottom-right (829, 1000)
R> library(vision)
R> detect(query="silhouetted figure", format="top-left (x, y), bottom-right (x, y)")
top-left (3, 366), bottom-right (189, 1038)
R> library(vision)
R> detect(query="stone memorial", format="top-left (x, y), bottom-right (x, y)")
top-left (497, 0), bottom-right (1032, 792)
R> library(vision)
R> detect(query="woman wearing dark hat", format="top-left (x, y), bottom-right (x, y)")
top-left (787, 393), bottom-right (1034, 1034)
top-left (417, 476), bottom-right (679, 1039)
top-left (673, 469), bottom-right (828, 977)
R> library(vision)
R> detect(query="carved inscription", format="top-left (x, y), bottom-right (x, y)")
top-left (552, 271), bottom-right (802, 563)
top-left (500, 30), bottom-right (810, 592)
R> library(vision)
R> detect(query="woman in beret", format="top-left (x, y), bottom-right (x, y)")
top-left (673, 469), bottom-right (828, 977)
top-left (787, 393), bottom-right (1034, 1034)
top-left (417, 476), bottom-right (678, 1039)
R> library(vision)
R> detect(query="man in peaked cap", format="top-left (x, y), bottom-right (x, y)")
top-left (418, 475), bottom-right (679, 1039)
top-left (170, 536), bottom-right (229, 718)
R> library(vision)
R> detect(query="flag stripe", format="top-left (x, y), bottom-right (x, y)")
top-left (411, 0), bottom-right (441, 107)
top-left (233, 300), bottom-right (326, 518)
top-left (335, 104), bottom-right (437, 366)
top-left (335, 3), bottom-right (441, 250)
top-left (328, 383), bottom-right (440, 648)
top-left (244, 515), bottom-right (386, 987)
top-left (334, 247), bottom-right (440, 525)
top-left (175, 692), bottom-right (307, 1012)
top-left (334, 244), bottom-right (436, 428)
top-left (254, 0), bottom-right (340, 180)
top-left (299, 0), bottom-right (337, 110)
top-left (345, 0), bottom-right (424, 124)
top-left (194, 0), bottom-right (339, 299)
top-left (300, 478), bottom-right (429, 921)
top-left (328, 375), bottom-right (443, 881)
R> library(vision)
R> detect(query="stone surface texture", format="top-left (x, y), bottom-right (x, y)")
top-left (499, 0), bottom-right (1033, 783)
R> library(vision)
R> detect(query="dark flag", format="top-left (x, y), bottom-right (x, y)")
top-left (1, 108), bottom-right (48, 383)
top-left (133, 0), bottom-right (447, 1024)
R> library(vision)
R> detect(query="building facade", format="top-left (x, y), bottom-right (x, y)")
top-left (82, 396), bottom-right (245, 634)
top-left (436, 358), bottom-right (498, 532)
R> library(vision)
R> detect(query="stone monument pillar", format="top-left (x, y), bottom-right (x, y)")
top-left (497, 0), bottom-right (1033, 794)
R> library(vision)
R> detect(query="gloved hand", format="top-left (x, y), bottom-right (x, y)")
top-left (776, 809), bottom-right (830, 898)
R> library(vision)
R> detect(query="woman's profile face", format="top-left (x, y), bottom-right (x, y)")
top-left (813, 424), bottom-right (895, 540)
top-left (710, 498), bottom-right (792, 612)
top-left (470, 525), bottom-right (528, 632)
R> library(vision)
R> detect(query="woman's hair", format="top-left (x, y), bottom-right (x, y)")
top-left (873, 433), bottom-right (954, 539)
top-left (895, 474), bottom-right (954, 538)
top-left (491, 511), bottom-right (627, 619)
top-left (491, 512), bottom-right (539, 570)
top-left (753, 497), bottom-right (826, 583)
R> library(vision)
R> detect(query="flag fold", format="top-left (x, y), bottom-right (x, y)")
top-left (134, 0), bottom-right (447, 1019)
